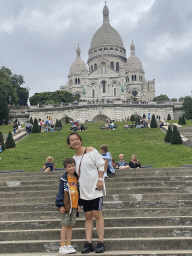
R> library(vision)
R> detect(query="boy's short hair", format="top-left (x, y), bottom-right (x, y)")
top-left (67, 132), bottom-right (82, 145)
top-left (63, 157), bottom-right (76, 168)
top-left (100, 144), bottom-right (108, 152)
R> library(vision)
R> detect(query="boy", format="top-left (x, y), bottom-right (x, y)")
top-left (100, 144), bottom-right (115, 178)
top-left (55, 158), bottom-right (81, 254)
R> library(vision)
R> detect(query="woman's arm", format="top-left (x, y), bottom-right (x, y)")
top-left (43, 164), bottom-right (47, 171)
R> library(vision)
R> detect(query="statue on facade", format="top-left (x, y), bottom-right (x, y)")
top-left (119, 84), bottom-right (124, 93)
top-left (82, 85), bottom-right (86, 95)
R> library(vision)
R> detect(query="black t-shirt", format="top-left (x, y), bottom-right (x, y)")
top-left (45, 162), bottom-right (54, 170)
top-left (129, 161), bottom-right (141, 168)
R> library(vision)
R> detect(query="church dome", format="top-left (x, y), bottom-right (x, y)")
top-left (126, 41), bottom-right (143, 71)
top-left (90, 3), bottom-right (125, 49)
top-left (70, 45), bottom-right (88, 75)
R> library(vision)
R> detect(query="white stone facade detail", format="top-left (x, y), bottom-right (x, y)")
top-left (61, 4), bottom-right (155, 102)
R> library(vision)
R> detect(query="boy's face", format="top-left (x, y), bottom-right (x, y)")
top-left (66, 163), bottom-right (76, 174)
top-left (119, 154), bottom-right (124, 161)
top-left (100, 149), bottom-right (106, 155)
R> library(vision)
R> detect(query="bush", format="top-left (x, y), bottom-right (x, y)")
top-left (164, 125), bottom-right (172, 143)
top-left (0, 131), bottom-right (5, 151)
top-left (30, 117), bottom-right (34, 125)
top-left (32, 118), bottom-right (41, 133)
top-left (150, 114), bottom-right (157, 128)
top-left (5, 131), bottom-right (16, 149)
top-left (65, 116), bottom-right (70, 124)
top-left (55, 119), bottom-right (59, 127)
top-left (58, 120), bottom-right (63, 127)
top-left (178, 116), bottom-right (182, 125)
top-left (130, 115), bottom-right (135, 121)
top-left (170, 126), bottom-right (182, 145)
top-left (182, 115), bottom-right (186, 125)
top-left (167, 114), bottom-right (171, 120)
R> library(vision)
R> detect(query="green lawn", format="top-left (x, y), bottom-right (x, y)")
top-left (0, 122), bottom-right (192, 172)
top-left (0, 124), bottom-right (25, 134)
top-left (167, 119), bottom-right (192, 127)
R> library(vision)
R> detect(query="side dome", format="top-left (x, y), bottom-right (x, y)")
top-left (126, 41), bottom-right (143, 71)
top-left (69, 45), bottom-right (88, 75)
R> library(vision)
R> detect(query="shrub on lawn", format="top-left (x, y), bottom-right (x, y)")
top-left (167, 114), bottom-right (171, 120)
top-left (150, 114), bottom-right (157, 128)
top-left (164, 125), bottom-right (172, 143)
top-left (170, 126), bottom-right (182, 145)
top-left (5, 131), bottom-right (16, 149)
top-left (58, 120), bottom-right (63, 127)
top-left (182, 115), bottom-right (186, 125)
top-left (30, 117), bottom-right (34, 125)
top-left (32, 118), bottom-right (41, 133)
top-left (55, 119), bottom-right (59, 127)
top-left (130, 115), bottom-right (135, 121)
top-left (65, 116), bottom-right (70, 124)
top-left (178, 116), bottom-right (182, 125)
top-left (0, 131), bottom-right (5, 151)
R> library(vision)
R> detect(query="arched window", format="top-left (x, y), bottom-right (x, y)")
top-left (102, 81), bottom-right (106, 93)
top-left (78, 78), bottom-right (80, 84)
top-left (94, 63), bottom-right (97, 70)
top-left (114, 88), bottom-right (117, 96)
top-left (132, 75), bottom-right (136, 81)
top-left (116, 62), bottom-right (119, 72)
top-left (75, 78), bottom-right (77, 84)
top-left (110, 61), bottom-right (114, 69)
top-left (101, 63), bottom-right (106, 74)
top-left (92, 89), bottom-right (95, 98)
top-left (126, 76), bottom-right (129, 83)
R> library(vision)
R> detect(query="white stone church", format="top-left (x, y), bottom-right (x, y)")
top-left (61, 3), bottom-right (155, 103)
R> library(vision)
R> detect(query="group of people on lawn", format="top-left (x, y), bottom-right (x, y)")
top-left (43, 132), bottom-right (141, 254)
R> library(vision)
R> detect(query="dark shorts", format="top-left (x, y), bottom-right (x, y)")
top-left (81, 197), bottom-right (103, 212)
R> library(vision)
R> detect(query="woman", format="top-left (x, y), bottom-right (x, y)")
top-left (129, 154), bottom-right (141, 169)
top-left (67, 132), bottom-right (106, 253)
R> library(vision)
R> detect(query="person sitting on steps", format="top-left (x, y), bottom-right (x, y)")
top-left (43, 156), bottom-right (56, 172)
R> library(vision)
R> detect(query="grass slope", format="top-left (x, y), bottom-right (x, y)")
top-left (167, 119), bottom-right (192, 127)
top-left (0, 122), bottom-right (192, 172)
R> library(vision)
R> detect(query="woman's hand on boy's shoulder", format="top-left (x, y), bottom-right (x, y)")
top-left (59, 206), bottom-right (65, 214)
top-left (86, 147), bottom-right (94, 153)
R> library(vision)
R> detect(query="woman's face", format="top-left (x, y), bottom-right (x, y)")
top-left (132, 155), bottom-right (136, 161)
top-left (69, 134), bottom-right (82, 150)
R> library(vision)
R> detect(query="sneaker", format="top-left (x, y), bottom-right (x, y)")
top-left (59, 245), bottom-right (68, 254)
top-left (81, 241), bottom-right (94, 253)
top-left (66, 244), bottom-right (76, 254)
top-left (95, 241), bottom-right (105, 253)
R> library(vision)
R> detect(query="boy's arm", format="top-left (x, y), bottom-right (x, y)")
top-left (55, 179), bottom-right (65, 208)
top-left (102, 152), bottom-right (112, 160)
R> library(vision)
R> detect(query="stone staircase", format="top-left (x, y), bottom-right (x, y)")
top-left (1, 168), bottom-right (192, 255)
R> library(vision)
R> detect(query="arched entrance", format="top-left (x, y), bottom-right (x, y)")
top-left (92, 114), bottom-right (109, 122)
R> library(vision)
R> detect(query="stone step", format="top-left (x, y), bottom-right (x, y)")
top-left (1, 226), bottom-right (192, 241)
top-left (2, 250), bottom-right (192, 256)
top-left (0, 193), bottom-right (191, 206)
top-left (1, 180), bottom-right (192, 190)
top-left (1, 216), bottom-right (192, 230)
top-left (1, 237), bottom-right (192, 253)
top-left (2, 186), bottom-right (192, 198)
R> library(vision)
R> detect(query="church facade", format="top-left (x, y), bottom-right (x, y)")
top-left (61, 4), bottom-right (155, 103)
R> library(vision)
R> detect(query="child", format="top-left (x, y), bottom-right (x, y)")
top-left (55, 158), bottom-right (81, 254)
top-left (100, 144), bottom-right (115, 178)
top-left (43, 156), bottom-right (56, 172)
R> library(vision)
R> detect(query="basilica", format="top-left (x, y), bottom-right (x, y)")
top-left (61, 3), bottom-right (155, 102)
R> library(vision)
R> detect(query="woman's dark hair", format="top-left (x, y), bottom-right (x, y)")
top-left (63, 157), bottom-right (76, 168)
top-left (67, 132), bottom-right (82, 145)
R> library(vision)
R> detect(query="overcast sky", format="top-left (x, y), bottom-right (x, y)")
top-left (1, 0), bottom-right (192, 99)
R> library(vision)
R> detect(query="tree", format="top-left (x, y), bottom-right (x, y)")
top-left (32, 118), bottom-right (41, 133)
top-left (178, 116), bottom-right (182, 125)
top-left (182, 115), bottom-right (186, 125)
top-left (5, 131), bottom-right (16, 149)
top-left (136, 116), bottom-right (140, 124)
top-left (170, 126), bottom-right (182, 145)
top-left (65, 116), bottom-right (70, 124)
top-left (179, 97), bottom-right (184, 102)
top-left (153, 94), bottom-right (170, 102)
top-left (171, 98), bottom-right (177, 102)
top-left (17, 87), bottom-right (29, 106)
top-left (55, 119), bottom-right (60, 127)
top-left (167, 114), bottom-right (171, 120)
top-left (183, 97), bottom-right (192, 119)
top-left (0, 87), bottom-right (9, 125)
top-left (132, 97), bottom-right (138, 101)
top-left (0, 132), bottom-right (5, 151)
top-left (30, 117), bottom-right (34, 125)
top-left (58, 120), bottom-right (63, 127)
top-left (130, 115), bottom-right (135, 121)
top-left (164, 125), bottom-right (172, 143)
top-left (150, 114), bottom-right (157, 128)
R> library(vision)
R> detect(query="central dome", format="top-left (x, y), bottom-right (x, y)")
top-left (90, 23), bottom-right (124, 49)
top-left (90, 3), bottom-right (125, 50)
